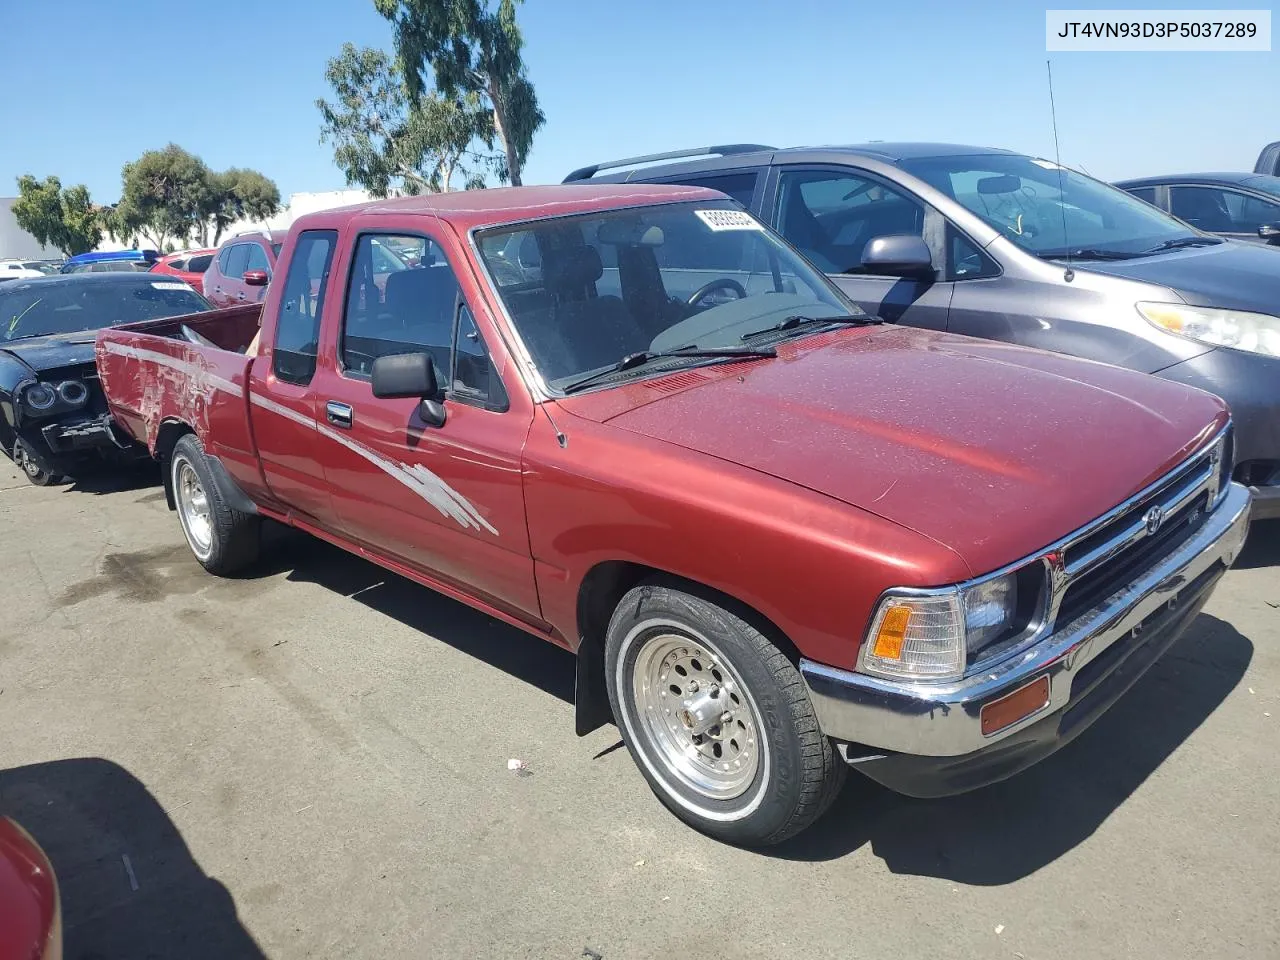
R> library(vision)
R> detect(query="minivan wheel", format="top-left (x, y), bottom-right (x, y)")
top-left (605, 582), bottom-right (845, 847)
top-left (170, 434), bottom-right (259, 575)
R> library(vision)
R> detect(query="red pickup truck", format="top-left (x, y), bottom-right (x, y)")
top-left (97, 185), bottom-right (1251, 846)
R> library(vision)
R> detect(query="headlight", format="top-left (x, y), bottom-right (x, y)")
top-left (1137, 302), bottom-right (1280, 358)
top-left (859, 571), bottom-right (1031, 682)
top-left (23, 382), bottom-right (56, 411)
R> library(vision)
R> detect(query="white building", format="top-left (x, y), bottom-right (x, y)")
top-left (0, 198), bottom-right (58, 260)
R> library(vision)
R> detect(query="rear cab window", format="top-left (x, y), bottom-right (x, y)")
top-left (272, 230), bottom-right (337, 385)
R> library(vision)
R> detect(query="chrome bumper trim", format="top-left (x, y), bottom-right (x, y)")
top-left (801, 481), bottom-right (1252, 757)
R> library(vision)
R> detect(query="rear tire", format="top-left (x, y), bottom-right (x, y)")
top-left (604, 582), bottom-right (845, 847)
top-left (171, 434), bottom-right (259, 575)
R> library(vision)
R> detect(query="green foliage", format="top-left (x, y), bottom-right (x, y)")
top-left (318, 43), bottom-right (495, 196)
top-left (375, 0), bottom-right (545, 186)
top-left (109, 145), bottom-right (280, 250)
top-left (11, 174), bottom-right (103, 256)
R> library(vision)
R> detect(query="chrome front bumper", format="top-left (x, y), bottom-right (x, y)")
top-left (800, 481), bottom-right (1252, 760)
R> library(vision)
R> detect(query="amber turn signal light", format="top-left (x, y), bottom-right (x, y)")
top-left (870, 605), bottom-right (912, 660)
top-left (980, 675), bottom-right (1050, 736)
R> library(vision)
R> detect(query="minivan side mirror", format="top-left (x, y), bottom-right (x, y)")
top-left (1258, 223), bottom-right (1280, 241)
top-left (860, 234), bottom-right (935, 279)
top-left (243, 269), bottom-right (269, 287)
top-left (371, 351), bottom-right (446, 427)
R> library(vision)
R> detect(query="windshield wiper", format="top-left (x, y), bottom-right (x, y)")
top-left (740, 313), bottom-right (883, 341)
top-left (1039, 248), bottom-right (1141, 261)
top-left (1145, 236), bottom-right (1223, 253)
top-left (561, 346), bottom-right (777, 394)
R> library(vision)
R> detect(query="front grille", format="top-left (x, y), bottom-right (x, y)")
top-left (1052, 436), bottom-right (1223, 630)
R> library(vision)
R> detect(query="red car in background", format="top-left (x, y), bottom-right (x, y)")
top-left (149, 249), bottom-right (217, 290)
top-left (202, 230), bottom-right (285, 308)
top-left (0, 817), bottom-right (61, 960)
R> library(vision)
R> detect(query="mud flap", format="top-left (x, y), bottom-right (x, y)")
top-left (574, 638), bottom-right (614, 736)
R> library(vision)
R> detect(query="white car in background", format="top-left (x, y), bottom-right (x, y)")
top-left (0, 260), bottom-right (57, 282)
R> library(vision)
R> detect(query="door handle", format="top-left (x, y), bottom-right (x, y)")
top-left (326, 401), bottom-right (353, 428)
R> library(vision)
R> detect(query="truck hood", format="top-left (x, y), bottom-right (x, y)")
top-left (562, 327), bottom-right (1226, 576)
top-left (1076, 240), bottom-right (1280, 313)
top-left (0, 332), bottom-right (98, 374)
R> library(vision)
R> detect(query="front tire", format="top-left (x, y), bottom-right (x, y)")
top-left (605, 582), bottom-right (845, 846)
top-left (13, 438), bottom-right (57, 486)
top-left (171, 434), bottom-right (260, 575)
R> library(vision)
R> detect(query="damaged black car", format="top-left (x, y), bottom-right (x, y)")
top-left (0, 273), bottom-right (210, 485)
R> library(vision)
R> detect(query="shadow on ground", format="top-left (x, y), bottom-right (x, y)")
top-left (1234, 518), bottom-right (1280, 569)
top-left (62, 462), bottom-right (162, 497)
top-left (244, 531), bottom-right (1252, 883)
top-left (260, 527), bottom-right (576, 705)
top-left (0, 758), bottom-right (264, 959)
top-left (769, 613), bottom-right (1252, 879)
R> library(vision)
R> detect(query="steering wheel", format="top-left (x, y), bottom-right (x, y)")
top-left (686, 278), bottom-right (748, 308)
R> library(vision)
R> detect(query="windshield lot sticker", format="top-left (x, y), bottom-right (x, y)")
top-left (694, 209), bottom-right (765, 232)
top-left (150, 282), bottom-right (191, 291)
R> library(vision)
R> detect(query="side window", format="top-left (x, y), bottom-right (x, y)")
top-left (245, 243), bottom-right (270, 273)
top-left (775, 169), bottom-right (925, 274)
top-left (670, 171), bottom-right (759, 209)
top-left (1227, 191), bottom-right (1280, 232)
top-left (272, 230), bottom-right (336, 385)
top-left (1169, 186), bottom-right (1236, 233)
top-left (947, 226), bottom-right (999, 280)
top-left (451, 305), bottom-right (507, 409)
top-left (224, 243), bottom-right (251, 279)
top-left (340, 233), bottom-right (459, 378)
top-left (187, 254), bottom-right (213, 273)
top-left (217, 246), bottom-right (232, 273)
top-left (1126, 186), bottom-right (1158, 205)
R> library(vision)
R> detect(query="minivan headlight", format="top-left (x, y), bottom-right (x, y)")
top-left (858, 572), bottom-right (1023, 683)
top-left (1137, 302), bottom-right (1280, 358)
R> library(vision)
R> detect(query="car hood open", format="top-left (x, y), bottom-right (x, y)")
top-left (561, 327), bottom-right (1227, 577)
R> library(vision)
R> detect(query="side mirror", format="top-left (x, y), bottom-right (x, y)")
top-left (1258, 223), bottom-right (1280, 241)
top-left (860, 234), bottom-right (935, 279)
top-left (371, 351), bottom-right (446, 427)
top-left (243, 269), bottom-right (269, 287)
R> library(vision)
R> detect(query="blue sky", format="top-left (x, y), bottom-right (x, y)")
top-left (1, 0), bottom-right (1274, 203)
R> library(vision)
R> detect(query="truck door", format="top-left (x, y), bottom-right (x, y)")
top-left (309, 227), bottom-right (541, 626)
top-left (246, 228), bottom-right (339, 527)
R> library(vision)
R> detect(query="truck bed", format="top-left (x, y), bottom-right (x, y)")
top-left (96, 304), bottom-right (264, 492)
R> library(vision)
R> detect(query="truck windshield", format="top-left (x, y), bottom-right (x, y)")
top-left (0, 279), bottom-right (210, 342)
top-left (901, 153), bottom-right (1211, 260)
top-left (476, 201), bottom-right (856, 390)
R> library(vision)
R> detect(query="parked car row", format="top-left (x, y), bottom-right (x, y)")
top-left (64, 180), bottom-right (1251, 847)
top-left (1, 138), bottom-right (1272, 848)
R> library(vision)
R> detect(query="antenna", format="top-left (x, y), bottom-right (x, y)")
top-left (1046, 59), bottom-right (1074, 281)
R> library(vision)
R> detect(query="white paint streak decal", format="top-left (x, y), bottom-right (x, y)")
top-left (252, 390), bottom-right (498, 536)
top-left (107, 338), bottom-right (498, 535)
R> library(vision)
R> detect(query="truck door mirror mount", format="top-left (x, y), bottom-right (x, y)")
top-left (371, 351), bottom-right (447, 427)
top-left (860, 234), bottom-right (935, 279)
top-left (1258, 223), bottom-right (1280, 241)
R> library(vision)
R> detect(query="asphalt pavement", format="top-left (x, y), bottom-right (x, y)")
top-left (0, 459), bottom-right (1276, 959)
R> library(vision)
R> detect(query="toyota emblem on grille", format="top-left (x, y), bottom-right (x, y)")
top-left (1144, 505), bottom-right (1165, 535)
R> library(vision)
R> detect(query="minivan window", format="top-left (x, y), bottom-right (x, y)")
top-left (1170, 185), bottom-right (1280, 234)
top-left (245, 243), bottom-right (270, 273)
top-left (775, 170), bottom-right (924, 274)
top-left (902, 154), bottom-right (1207, 260)
top-left (476, 200), bottom-right (854, 389)
top-left (671, 172), bottom-right (759, 209)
